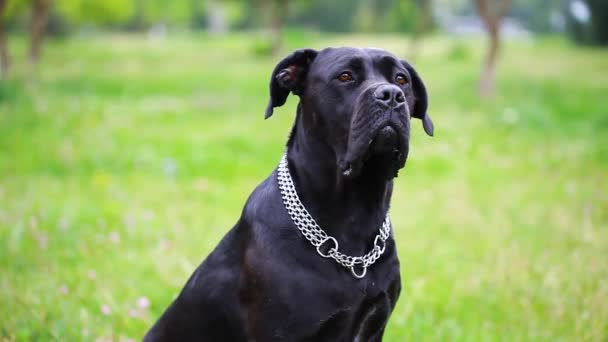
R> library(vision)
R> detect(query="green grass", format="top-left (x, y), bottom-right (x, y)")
top-left (1, 31), bottom-right (607, 341)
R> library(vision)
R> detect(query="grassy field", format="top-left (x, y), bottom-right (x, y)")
top-left (1, 32), bottom-right (607, 341)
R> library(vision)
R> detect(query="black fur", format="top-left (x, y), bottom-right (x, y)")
top-left (144, 47), bottom-right (433, 341)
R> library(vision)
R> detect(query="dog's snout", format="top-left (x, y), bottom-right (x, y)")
top-left (374, 85), bottom-right (405, 106)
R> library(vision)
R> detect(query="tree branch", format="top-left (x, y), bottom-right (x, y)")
top-left (0, 0), bottom-right (9, 78)
top-left (498, 0), bottom-right (512, 19)
top-left (474, 0), bottom-right (491, 24)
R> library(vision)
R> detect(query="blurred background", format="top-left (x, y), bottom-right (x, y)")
top-left (1, 0), bottom-right (607, 341)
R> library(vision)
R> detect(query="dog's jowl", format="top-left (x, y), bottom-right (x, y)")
top-left (144, 47), bottom-right (434, 342)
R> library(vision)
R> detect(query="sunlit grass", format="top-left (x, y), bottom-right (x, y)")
top-left (0, 32), bottom-right (607, 341)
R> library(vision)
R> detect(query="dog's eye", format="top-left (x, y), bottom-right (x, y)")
top-left (338, 72), bottom-right (353, 82)
top-left (395, 74), bottom-right (408, 86)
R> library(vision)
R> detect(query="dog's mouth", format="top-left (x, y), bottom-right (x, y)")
top-left (340, 118), bottom-right (409, 180)
top-left (371, 125), bottom-right (400, 155)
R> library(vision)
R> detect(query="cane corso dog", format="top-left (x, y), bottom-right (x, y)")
top-left (145, 47), bottom-right (434, 341)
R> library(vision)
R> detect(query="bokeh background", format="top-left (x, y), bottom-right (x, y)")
top-left (1, 0), bottom-right (607, 341)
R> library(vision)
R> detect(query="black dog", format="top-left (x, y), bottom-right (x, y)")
top-left (144, 47), bottom-right (433, 341)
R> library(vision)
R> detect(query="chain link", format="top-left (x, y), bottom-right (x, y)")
top-left (277, 154), bottom-right (391, 279)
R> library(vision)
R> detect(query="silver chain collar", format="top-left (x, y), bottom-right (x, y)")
top-left (277, 153), bottom-right (391, 279)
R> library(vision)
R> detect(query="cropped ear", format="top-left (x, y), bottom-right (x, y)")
top-left (265, 48), bottom-right (318, 119)
top-left (401, 60), bottom-right (434, 136)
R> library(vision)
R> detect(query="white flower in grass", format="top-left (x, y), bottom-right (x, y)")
top-left (129, 308), bottom-right (140, 318)
top-left (101, 304), bottom-right (111, 315)
top-left (137, 296), bottom-right (150, 309)
top-left (108, 231), bottom-right (120, 244)
top-left (142, 210), bottom-right (156, 222)
top-left (59, 285), bottom-right (69, 295)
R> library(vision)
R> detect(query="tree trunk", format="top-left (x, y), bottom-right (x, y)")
top-left (207, 0), bottom-right (227, 35)
top-left (479, 21), bottom-right (499, 96)
top-left (0, 0), bottom-right (9, 79)
top-left (474, 0), bottom-right (511, 97)
top-left (408, 0), bottom-right (433, 61)
top-left (270, 0), bottom-right (288, 56)
top-left (29, 0), bottom-right (51, 65)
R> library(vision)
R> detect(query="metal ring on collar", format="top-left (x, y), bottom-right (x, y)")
top-left (316, 237), bottom-right (338, 258)
top-left (374, 235), bottom-right (386, 254)
top-left (350, 265), bottom-right (367, 278)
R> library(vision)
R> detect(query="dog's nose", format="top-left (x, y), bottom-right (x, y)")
top-left (374, 85), bottom-right (405, 106)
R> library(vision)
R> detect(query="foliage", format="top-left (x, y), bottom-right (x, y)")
top-left (384, 0), bottom-right (421, 33)
top-left (1, 0), bottom-right (29, 27)
top-left (566, 0), bottom-right (608, 45)
top-left (3, 0), bottom-right (608, 39)
top-left (289, 0), bottom-right (421, 33)
top-left (53, 0), bottom-right (133, 27)
top-left (3, 0), bottom-right (209, 30)
top-left (0, 33), bottom-right (607, 340)
top-left (2, 0), bottom-right (428, 34)
top-left (510, 0), bottom-right (563, 33)
top-left (288, 0), bottom-right (360, 32)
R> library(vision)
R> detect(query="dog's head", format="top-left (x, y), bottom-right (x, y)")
top-left (265, 47), bottom-right (433, 180)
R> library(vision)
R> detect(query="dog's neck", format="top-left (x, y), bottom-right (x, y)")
top-left (284, 106), bottom-right (393, 248)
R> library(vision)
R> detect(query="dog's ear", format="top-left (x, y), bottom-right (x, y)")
top-left (401, 60), bottom-right (434, 136)
top-left (265, 48), bottom-right (318, 119)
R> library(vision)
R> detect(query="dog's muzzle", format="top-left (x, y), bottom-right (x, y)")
top-left (341, 84), bottom-right (410, 179)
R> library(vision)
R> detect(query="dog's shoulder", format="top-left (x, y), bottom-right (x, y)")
top-left (241, 170), bottom-right (287, 228)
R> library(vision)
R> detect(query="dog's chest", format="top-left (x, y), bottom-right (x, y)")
top-left (289, 270), bottom-right (393, 341)
top-left (311, 282), bottom-right (391, 341)
top-left (277, 240), bottom-right (400, 340)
